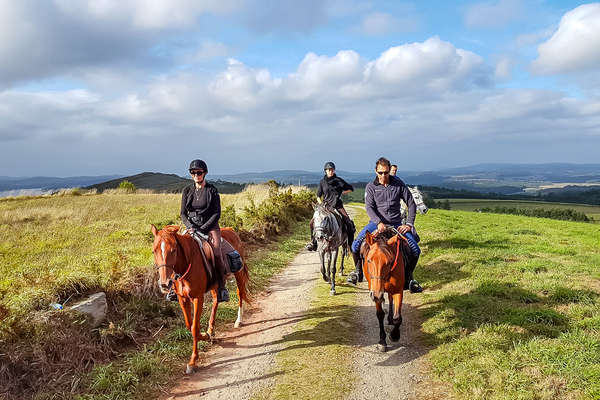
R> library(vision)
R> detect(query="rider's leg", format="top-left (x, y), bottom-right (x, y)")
top-left (403, 231), bottom-right (423, 293)
top-left (336, 207), bottom-right (355, 247)
top-left (305, 218), bottom-right (317, 251)
top-left (348, 222), bottom-right (377, 283)
top-left (209, 226), bottom-right (230, 302)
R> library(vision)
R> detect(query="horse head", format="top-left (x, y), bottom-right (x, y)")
top-left (313, 203), bottom-right (338, 244)
top-left (410, 186), bottom-right (428, 214)
top-left (364, 231), bottom-right (402, 303)
top-left (151, 224), bottom-right (184, 294)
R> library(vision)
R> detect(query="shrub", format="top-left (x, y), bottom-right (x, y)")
top-left (118, 180), bottom-right (137, 193)
top-left (475, 206), bottom-right (590, 222)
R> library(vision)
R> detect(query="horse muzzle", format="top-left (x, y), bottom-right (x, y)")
top-left (158, 279), bottom-right (173, 294)
top-left (370, 290), bottom-right (385, 303)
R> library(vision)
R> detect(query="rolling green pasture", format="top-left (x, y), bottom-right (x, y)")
top-left (443, 198), bottom-right (600, 222)
top-left (415, 209), bottom-right (600, 399)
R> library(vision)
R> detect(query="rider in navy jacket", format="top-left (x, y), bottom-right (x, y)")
top-left (348, 157), bottom-right (423, 293)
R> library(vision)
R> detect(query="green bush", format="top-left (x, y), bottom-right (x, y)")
top-left (476, 206), bottom-right (589, 222)
top-left (118, 180), bottom-right (137, 193)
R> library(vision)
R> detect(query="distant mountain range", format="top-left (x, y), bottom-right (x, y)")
top-left (2, 163), bottom-right (600, 196)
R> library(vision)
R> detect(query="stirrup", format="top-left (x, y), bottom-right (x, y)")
top-left (409, 280), bottom-right (423, 293)
top-left (305, 242), bottom-right (317, 251)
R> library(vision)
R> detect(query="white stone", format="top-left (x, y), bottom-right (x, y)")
top-left (69, 292), bottom-right (107, 328)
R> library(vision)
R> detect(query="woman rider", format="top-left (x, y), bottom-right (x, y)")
top-left (306, 161), bottom-right (356, 251)
top-left (180, 159), bottom-right (229, 303)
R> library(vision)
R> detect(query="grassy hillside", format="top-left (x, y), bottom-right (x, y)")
top-left (0, 185), bottom-right (313, 399)
top-left (413, 209), bottom-right (600, 399)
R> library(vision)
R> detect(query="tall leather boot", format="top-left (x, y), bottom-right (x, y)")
top-left (347, 250), bottom-right (363, 284)
top-left (215, 257), bottom-right (230, 302)
top-left (345, 218), bottom-right (356, 247)
top-left (403, 254), bottom-right (422, 293)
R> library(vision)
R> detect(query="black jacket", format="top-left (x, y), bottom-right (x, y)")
top-left (180, 183), bottom-right (221, 233)
top-left (317, 174), bottom-right (353, 209)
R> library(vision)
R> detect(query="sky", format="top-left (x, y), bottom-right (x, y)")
top-left (1, 0), bottom-right (599, 177)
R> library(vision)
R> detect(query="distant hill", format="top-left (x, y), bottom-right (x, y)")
top-left (0, 175), bottom-right (122, 191)
top-left (87, 172), bottom-right (245, 194)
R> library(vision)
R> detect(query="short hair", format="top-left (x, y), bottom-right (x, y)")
top-left (375, 157), bottom-right (391, 169)
top-left (391, 164), bottom-right (398, 169)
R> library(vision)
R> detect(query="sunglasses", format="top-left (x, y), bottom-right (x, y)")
top-left (376, 170), bottom-right (390, 175)
top-left (190, 170), bottom-right (205, 176)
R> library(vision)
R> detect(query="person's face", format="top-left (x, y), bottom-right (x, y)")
top-left (325, 168), bottom-right (335, 178)
top-left (376, 164), bottom-right (390, 185)
top-left (390, 166), bottom-right (397, 176)
top-left (190, 169), bottom-right (206, 184)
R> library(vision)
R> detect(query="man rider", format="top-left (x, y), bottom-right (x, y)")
top-left (306, 161), bottom-right (356, 251)
top-left (180, 159), bottom-right (230, 303)
top-left (348, 157), bottom-right (423, 293)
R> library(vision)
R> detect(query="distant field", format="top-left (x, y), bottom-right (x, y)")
top-left (442, 199), bottom-right (600, 222)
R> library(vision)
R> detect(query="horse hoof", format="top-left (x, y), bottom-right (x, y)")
top-left (330, 289), bottom-right (336, 296)
top-left (185, 364), bottom-right (197, 375)
top-left (234, 320), bottom-right (242, 328)
top-left (377, 344), bottom-right (387, 353)
top-left (390, 332), bottom-right (400, 342)
top-left (322, 275), bottom-right (330, 283)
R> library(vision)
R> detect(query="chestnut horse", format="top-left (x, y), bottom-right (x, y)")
top-left (151, 225), bottom-right (250, 373)
top-left (362, 230), bottom-right (407, 352)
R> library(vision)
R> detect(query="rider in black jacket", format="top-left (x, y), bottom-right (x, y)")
top-left (306, 162), bottom-right (356, 251)
top-left (180, 159), bottom-right (230, 303)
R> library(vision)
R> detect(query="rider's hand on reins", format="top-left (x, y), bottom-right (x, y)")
top-left (377, 222), bottom-right (386, 234)
top-left (397, 225), bottom-right (411, 234)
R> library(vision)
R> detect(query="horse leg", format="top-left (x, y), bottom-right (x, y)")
top-left (178, 296), bottom-right (193, 331)
top-left (376, 301), bottom-right (387, 352)
top-left (340, 244), bottom-right (347, 276)
top-left (389, 292), bottom-right (404, 342)
top-left (187, 297), bottom-right (209, 374)
top-left (320, 250), bottom-right (329, 282)
top-left (207, 288), bottom-right (218, 337)
top-left (387, 294), bottom-right (394, 325)
top-left (234, 286), bottom-right (244, 328)
top-left (330, 248), bottom-right (338, 295)
top-left (326, 251), bottom-right (332, 282)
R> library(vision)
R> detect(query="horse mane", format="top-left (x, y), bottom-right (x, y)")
top-left (158, 226), bottom-right (201, 267)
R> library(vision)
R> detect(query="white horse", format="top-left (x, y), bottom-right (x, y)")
top-left (400, 186), bottom-right (428, 224)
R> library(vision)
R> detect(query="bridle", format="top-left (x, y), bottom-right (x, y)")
top-left (155, 233), bottom-right (192, 288)
top-left (366, 232), bottom-right (405, 282)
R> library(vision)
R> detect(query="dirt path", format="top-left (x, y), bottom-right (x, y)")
top-left (164, 206), bottom-right (440, 399)
top-left (164, 248), bottom-right (322, 400)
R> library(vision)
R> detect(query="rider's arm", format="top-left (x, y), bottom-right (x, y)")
top-left (180, 187), bottom-right (194, 229)
top-left (199, 188), bottom-right (221, 233)
top-left (365, 184), bottom-right (383, 225)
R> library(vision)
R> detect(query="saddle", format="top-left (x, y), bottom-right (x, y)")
top-left (189, 233), bottom-right (243, 285)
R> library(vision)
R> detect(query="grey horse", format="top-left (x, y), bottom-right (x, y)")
top-left (400, 186), bottom-right (429, 224)
top-left (312, 203), bottom-right (348, 295)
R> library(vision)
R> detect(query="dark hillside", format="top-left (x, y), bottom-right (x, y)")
top-left (87, 172), bottom-right (245, 194)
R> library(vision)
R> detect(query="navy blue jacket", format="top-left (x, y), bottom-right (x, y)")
top-left (365, 176), bottom-right (416, 227)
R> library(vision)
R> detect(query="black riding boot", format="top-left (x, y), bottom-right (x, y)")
top-left (305, 218), bottom-right (317, 251)
top-left (347, 250), bottom-right (363, 284)
top-left (215, 259), bottom-right (230, 302)
top-left (403, 254), bottom-right (423, 293)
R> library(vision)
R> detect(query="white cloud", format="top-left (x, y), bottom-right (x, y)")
top-left (464, 0), bottom-right (523, 28)
top-left (494, 56), bottom-right (513, 80)
top-left (532, 3), bottom-right (600, 75)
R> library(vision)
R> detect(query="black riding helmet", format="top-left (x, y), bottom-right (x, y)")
top-left (323, 161), bottom-right (336, 171)
top-left (189, 159), bottom-right (208, 173)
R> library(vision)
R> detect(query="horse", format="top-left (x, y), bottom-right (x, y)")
top-left (400, 186), bottom-right (428, 225)
top-left (312, 203), bottom-right (348, 295)
top-left (361, 229), bottom-right (407, 352)
top-left (151, 225), bottom-right (251, 374)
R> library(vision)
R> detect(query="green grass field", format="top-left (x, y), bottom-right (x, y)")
top-left (415, 208), bottom-right (600, 399)
top-left (443, 198), bottom-right (600, 222)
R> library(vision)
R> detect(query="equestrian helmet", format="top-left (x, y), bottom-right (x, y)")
top-left (323, 161), bottom-right (336, 171)
top-left (189, 159), bottom-right (208, 173)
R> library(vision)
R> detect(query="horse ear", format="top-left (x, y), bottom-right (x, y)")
top-left (365, 231), bottom-right (374, 245)
top-left (387, 235), bottom-right (398, 246)
top-left (151, 224), bottom-right (158, 236)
